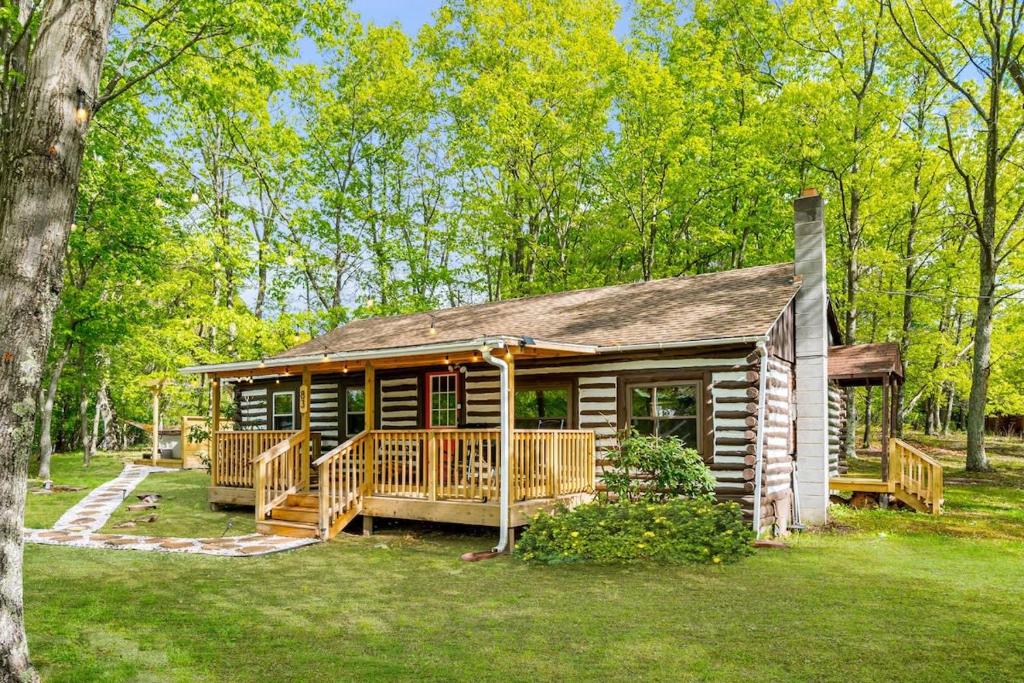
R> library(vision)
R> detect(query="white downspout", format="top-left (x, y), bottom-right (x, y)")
top-left (482, 349), bottom-right (511, 553)
top-left (752, 339), bottom-right (769, 535)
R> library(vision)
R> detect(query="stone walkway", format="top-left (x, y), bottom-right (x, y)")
top-left (25, 463), bottom-right (318, 557)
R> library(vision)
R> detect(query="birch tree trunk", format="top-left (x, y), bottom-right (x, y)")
top-left (37, 340), bottom-right (72, 480)
top-left (0, 2), bottom-right (117, 678)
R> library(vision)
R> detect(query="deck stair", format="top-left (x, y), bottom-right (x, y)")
top-left (253, 431), bottom-right (368, 540)
top-left (830, 438), bottom-right (943, 514)
top-left (257, 492), bottom-right (321, 538)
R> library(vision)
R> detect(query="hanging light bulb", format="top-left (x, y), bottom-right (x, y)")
top-left (428, 319), bottom-right (438, 337)
top-left (190, 190), bottom-right (199, 204)
top-left (69, 222), bottom-right (77, 232)
top-left (154, 195), bottom-right (164, 209)
top-left (75, 89), bottom-right (89, 124)
top-left (284, 254), bottom-right (296, 267)
top-left (342, 364), bottom-right (348, 374)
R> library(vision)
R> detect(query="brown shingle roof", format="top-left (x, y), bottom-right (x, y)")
top-left (276, 262), bottom-right (801, 358)
top-left (829, 343), bottom-right (903, 383)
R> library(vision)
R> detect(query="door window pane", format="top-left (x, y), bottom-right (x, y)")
top-left (429, 373), bottom-right (458, 428)
top-left (272, 392), bottom-right (295, 430)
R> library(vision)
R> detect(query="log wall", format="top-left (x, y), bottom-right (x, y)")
top-left (828, 382), bottom-right (847, 476)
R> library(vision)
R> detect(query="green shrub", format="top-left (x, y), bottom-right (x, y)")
top-left (516, 499), bottom-right (754, 565)
top-left (601, 432), bottom-right (716, 503)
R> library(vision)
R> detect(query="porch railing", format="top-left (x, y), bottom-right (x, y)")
top-left (254, 430), bottom-right (308, 520)
top-left (315, 431), bottom-right (371, 536)
top-left (213, 430), bottom-right (297, 488)
top-left (369, 429), bottom-right (595, 502)
top-left (890, 438), bottom-right (943, 514)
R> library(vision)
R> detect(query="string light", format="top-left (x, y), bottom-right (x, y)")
top-left (342, 364), bottom-right (348, 374)
top-left (154, 195), bottom-right (164, 209)
top-left (190, 189), bottom-right (199, 203)
top-left (75, 88), bottom-right (89, 124)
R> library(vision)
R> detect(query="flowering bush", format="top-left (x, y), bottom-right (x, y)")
top-left (601, 432), bottom-right (716, 503)
top-left (516, 499), bottom-right (754, 565)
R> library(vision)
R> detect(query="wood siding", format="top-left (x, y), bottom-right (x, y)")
top-left (379, 376), bottom-right (419, 429)
top-left (829, 382), bottom-right (847, 476)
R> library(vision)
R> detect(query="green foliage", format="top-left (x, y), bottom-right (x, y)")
top-left (602, 432), bottom-right (716, 503)
top-left (516, 499), bottom-right (754, 564)
top-left (38, 0), bottom-right (1024, 455)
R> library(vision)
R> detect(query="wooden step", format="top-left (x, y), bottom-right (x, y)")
top-left (256, 519), bottom-right (319, 539)
top-left (286, 492), bottom-right (320, 508)
top-left (271, 505), bottom-right (318, 524)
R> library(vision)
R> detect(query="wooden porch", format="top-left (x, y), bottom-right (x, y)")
top-left (210, 427), bottom-right (595, 538)
top-left (827, 344), bottom-right (944, 514)
top-left (830, 438), bottom-right (944, 514)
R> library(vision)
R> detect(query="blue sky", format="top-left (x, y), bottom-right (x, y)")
top-left (349, 0), bottom-right (445, 33)
top-left (348, 0), bottom-right (632, 36)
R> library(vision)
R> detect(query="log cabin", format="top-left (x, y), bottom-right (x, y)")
top-left (181, 189), bottom-right (942, 544)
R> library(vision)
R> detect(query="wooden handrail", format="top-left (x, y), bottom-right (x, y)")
top-left (254, 430), bottom-right (308, 520)
top-left (317, 430), bottom-right (371, 537)
top-left (890, 437), bottom-right (944, 514)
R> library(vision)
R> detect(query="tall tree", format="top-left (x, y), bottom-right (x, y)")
top-left (889, 0), bottom-right (1024, 470)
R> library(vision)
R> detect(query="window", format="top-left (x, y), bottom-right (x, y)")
top-left (515, 387), bottom-right (570, 429)
top-left (428, 372), bottom-right (459, 428)
top-left (627, 382), bottom-right (699, 447)
top-left (272, 391), bottom-right (295, 430)
top-left (345, 387), bottom-right (366, 436)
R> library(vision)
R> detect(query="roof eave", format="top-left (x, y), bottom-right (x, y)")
top-left (180, 335), bottom-right (599, 376)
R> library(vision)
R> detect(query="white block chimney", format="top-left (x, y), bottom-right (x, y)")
top-left (793, 189), bottom-right (830, 524)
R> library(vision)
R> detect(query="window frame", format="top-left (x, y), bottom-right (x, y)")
top-left (513, 381), bottom-right (575, 429)
top-left (271, 390), bottom-right (296, 431)
top-left (618, 375), bottom-right (706, 457)
top-left (343, 385), bottom-right (366, 438)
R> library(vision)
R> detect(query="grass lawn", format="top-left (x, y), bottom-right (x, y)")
top-left (101, 470), bottom-right (256, 538)
top-left (24, 451), bottom-right (131, 529)
top-left (22, 434), bottom-right (1024, 681)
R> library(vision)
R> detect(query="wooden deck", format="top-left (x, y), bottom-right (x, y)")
top-left (212, 428), bottom-right (596, 538)
top-left (830, 438), bottom-right (943, 514)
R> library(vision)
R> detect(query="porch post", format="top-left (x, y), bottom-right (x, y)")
top-left (364, 364), bottom-right (376, 501)
top-left (210, 378), bottom-right (221, 486)
top-left (364, 364), bottom-right (376, 431)
top-left (301, 367), bottom-right (312, 490)
top-left (880, 376), bottom-right (890, 482)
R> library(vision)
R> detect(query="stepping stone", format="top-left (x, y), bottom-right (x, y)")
top-left (238, 545), bottom-right (278, 554)
top-left (159, 540), bottom-right (196, 549)
top-left (104, 538), bottom-right (140, 546)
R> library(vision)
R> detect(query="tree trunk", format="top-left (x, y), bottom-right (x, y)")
top-left (96, 382), bottom-right (116, 451)
top-left (78, 346), bottom-right (93, 466)
top-left (37, 340), bottom-right (72, 480)
top-left (966, 263), bottom-right (995, 470)
top-left (942, 384), bottom-right (955, 436)
top-left (0, 2), bottom-right (117, 678)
